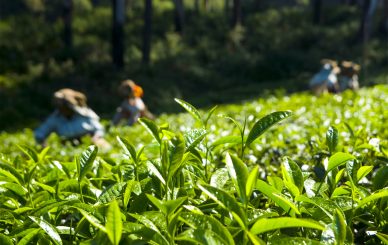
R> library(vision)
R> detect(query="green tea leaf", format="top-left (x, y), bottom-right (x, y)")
top-left (0, 163), bottom-right (23, 185)
top-left (106, 200), bottom-right (122, 245)
top-left (197, 183), bottom-right (246, 227)
top-left (17, 144), bottom-right (39, 163)
top-left (123, 180), bottom-right (141, 208)
top-left (256, 179), bottom-right (300, 215)
top-left (211, 135), bottom-right (241, 148)
top-left (246, 165), bottom-right (259, 199)
top-left (139, 118), bottom-right (161, 144)
top-left (77, 145), bottom-right (98, 182)
top-left (356, 189), bottom-right (388, 210)
top-left (376, 232), bottom-right (388, 244)
top-left (372, 166), bottom-right (388, 190)
top-left (97, 182), bottom-right (126, 204)
top-left (174, 98), bottom-right (202, 123)
top-left (246, 111), bottom-right (292, 147)
top-left (185, 130), bottom-right (207, 152)
top-left (204, 105), bottom-right (218, 127)
top-left (225, 153), bottom-right (249, 205)
top-left (326, 126), bottom-right (338, 153)
top-left (147, 194), bottom-right (187, 216)
top-left (357, 166), bottom-right (373, 182)
top-left (332, 209), bottom-right (346, 245)
top-left (282, 157), bottom-right (303, 193)
top-left (327, 152), bottom-right (355, 173)
top-left (180, 212), bottom-right (235, 245)
top-left (117, 136), bottom-right (137, 162)
top-left (29, 216), bottom-right (62, 245)
top-left (75, 207), bottom-right (106, 232)
top-left (17, 228), bottom-right (41, 245)
top-left (0, 234), bottom-right (13, 245)
top-left (250, 217), bottom-right (324, 235)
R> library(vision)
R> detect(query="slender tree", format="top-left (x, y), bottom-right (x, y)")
top-left (232, 0), bottom-right (241, 27)
top-left (359, 0), bottom-right (378, 43)
top-left (112, 0), bottom-right (125, 68)
top-left (63, 0), bottom-right (73, 48)
top-left (203, 0), bottom-right (209, 12)
top-left (142, 0), bottom-right (152, 65)
top-left (173, 0), bottom-right (184, 34)
top-left (312, 0), bottom-right (322, 24)
top-left (381, 0), bottom-right (388, 34)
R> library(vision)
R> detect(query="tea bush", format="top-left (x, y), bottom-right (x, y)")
top-left (0, 85), bottom-right (387, 244)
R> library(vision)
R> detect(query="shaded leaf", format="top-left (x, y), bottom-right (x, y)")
top-left (17, 228), bottom-right (41, 245)
top-left (282, 157), bottom-right (303, 193)
top-left (326, 126), bottom-right (338, 153)
top-left (356, 189), bottom-right (388, 210)
top-left (246, 111), bottom-right (292, 146)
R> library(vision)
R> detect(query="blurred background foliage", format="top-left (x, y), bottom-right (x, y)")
top-left (0, 0), bottom-right (387, 131)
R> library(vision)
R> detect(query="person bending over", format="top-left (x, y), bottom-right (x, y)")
top-left (34, 88), bottom-right (108, 147)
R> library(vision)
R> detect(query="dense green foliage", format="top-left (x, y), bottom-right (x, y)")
top-left (1, 1), bottom-right (387, 130)
top-left (0, 86), bottom-right (387, 244)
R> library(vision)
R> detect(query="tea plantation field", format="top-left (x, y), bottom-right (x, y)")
top-left (0, 85), bottom-right (387, 244)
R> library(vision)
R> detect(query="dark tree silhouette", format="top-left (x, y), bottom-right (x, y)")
top-left (112, 0), bottom-right (125, 68)
top-left (173, 0), bottom-right (184, 34)
top-left (359, 0), bottom-right (378, 43)
top-left (232, 0), bottom-right (241, 27)
top-left (63, 0), bottom-right (73, 48)
top-left (312, 0), bottom-right (322, 24)
top-left (142, 0), bottom-right (152, 65)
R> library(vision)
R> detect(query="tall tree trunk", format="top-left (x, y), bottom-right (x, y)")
top-left (203, 0), bottom-right (209, 12)
top-left (173, 0), bottom-right (184, 34)
top-left (194, 0), bottom-right (199, 13)
top-left (312, 0), bottom-right (322, 25)
top-left (380, 0), bottom-right (388, 34)
top-left (232, 0), bottom-right (241, 27)
top-left (112, 0), bottom-right (125, 68)
top-left (142, 0), bottom-right (152, 65)
top-left (63, 0), bottom-right (73, 49)
top-left (359, 0), bottom-right (378, 43)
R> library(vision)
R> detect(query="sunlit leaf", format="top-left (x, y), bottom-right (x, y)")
top-left (77, 145), bottom-right (98, 182)
top-left (175, 98), bottom-right (202, 123)
top-left (357, 166), bottom-right (373, 182)
top-left (256, 179), bottom-right (300, 215)
top-left (250, 217), bottom-right (324, 235)
top-left (327, 152), bottom-right (355, 173)
top-left (0, 234), bottom-right (13, 245)
top-left (106, 200), bottom-right (122, 245)
top-left (197, 183), bottom-right (246, 228)
top-left (356, 189), bottom-right (388, 210)
top-left (179, 212), bottom-right (235, 245)
top-left (225, 153), bottom-right (249, 205)
top-left (29, 216), bottom-right (62, 245)
top-left (139, 118), bottom-right (161, 144)
top-left (332, 209), bottom-right (346, 245)
top-left (117, 136), bottom-right (137, 162)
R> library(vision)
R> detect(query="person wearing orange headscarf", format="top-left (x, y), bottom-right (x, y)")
top-left (112, 80), bottom-right (155, 126)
